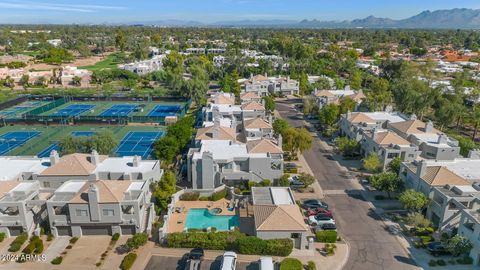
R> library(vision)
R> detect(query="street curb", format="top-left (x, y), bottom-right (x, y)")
top-left (337, 238), bottom-right (351, 270)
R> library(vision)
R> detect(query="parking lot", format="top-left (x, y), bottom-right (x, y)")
top-left (145, 255), bottom-right (263, 270)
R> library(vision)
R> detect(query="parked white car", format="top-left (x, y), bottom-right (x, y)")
top-left (308, 215), bottom-right (335, 226)
top-left (259, 257), bottom-right (274, 270)
top-left (220, 251), bottom-right (237, 270)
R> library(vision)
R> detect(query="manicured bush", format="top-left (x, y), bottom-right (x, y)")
top-left (436, 259), bottom-right (446, 266)
top-left (180, 192), bottom-right (200, 201)
top-left (279, 258), bottom-right (303, 270)
top-left (120, 253), bottom-right (137, 270)
top-left (11, 232), bottom-right (28, 246)
top-left (8, 242), bottom-right (22, 252)
top-left (0, 232), bottom-right (5, 242)
top-left (324, 243), bottom-right (336, 256)
top-left (125, 233), bottom-right (148, 250)
top-left (22, 242), bottom-right (35, 254)
top-left (51, 256), bottom-right (63, 265)
top-left (316, 231), bottom-right (337, 243)
top-left (199, 196), bottom-right (209, 201)
top-left (34, 239), bottom-right (44, 254)
top-left (306, 261), bottom-right (316, 270)
top-left (69, 237), bottom-right (79, 244)
top-left (428, 260), bottom-right (437, 267)
top-left (47, 233), bottom-right (54, 241)
top-left (112, 233), bottom-right (120, 241)
top-left (66, 245), bottom-right (73, 249)
top-left (456, 256), bottom-right (473, 265)
top-left (210, 189), bottom-right (227, 201)
top-left (264, 239), bottom-right (293, 257)
top-left (420, 235), bottom-right (434, 245)
top-left (235, 236), bottom-right (267, 255)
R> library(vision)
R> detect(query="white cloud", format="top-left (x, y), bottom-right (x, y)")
top-left (0, 0), bottom-right (125, 13)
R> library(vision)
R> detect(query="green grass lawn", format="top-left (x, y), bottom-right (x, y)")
top-left (80, 54), bottom-right (119, 71)
top-left (0, 125), bottom-right (165, 157)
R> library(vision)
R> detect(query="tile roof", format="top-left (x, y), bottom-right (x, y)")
top-left (244, 118), bottom-right (272, 129)
top-left (374, 131), bottom-right (410, 146)
top-left (246, 139), bottom-right (282, 154)
top-left (348, 112), bottom-right (375, 124)
top-left (240, 92), bottom-right (261, 100)
top-left (389, 120), bottom-right (439, 134)
top-left (214, 94), bottom-right (235, 105)
top-left (253, 204), bottom-right (308, 231)
top-left (40, 153), bottom-right (107, 176)
top-left (195, 126), bottom-right (236, 141)
top-left (69, 180), bottom-right (133, 203)
top-left (252, 75), bottom-right (269, 81)
top-left (0, 181), bottom-right (20, 199)
top-left (349, 91), bottom-right (366, 102)
top-left (409, 166), bottom-right (470, 186)
top-left (314, 90), bottom-right (335, 98)
top-left (241, 101), bottom-right (265, 111)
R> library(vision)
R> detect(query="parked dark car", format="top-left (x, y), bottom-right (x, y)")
top-left (189, 248), bottom-right (205, 260)
top-left (302, 199), bottom-right (329, 210)
top-left (285, 163), bottom-right (297, 169)
top-left (427, 242), bottom-right (449, 257)
top-left (316, 223), bottom-right (337, 231)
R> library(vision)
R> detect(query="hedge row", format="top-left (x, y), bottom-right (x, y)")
top-left (8, 232), bottom-right (28, 252)
top-left (315, 231), bottom-right (337, 243)
top-left (22, 236), bottom-right (44, 254)
top-left (120, 253), bottom-right (137, 270)
top-left (166, 230), bottom-right (292, 256)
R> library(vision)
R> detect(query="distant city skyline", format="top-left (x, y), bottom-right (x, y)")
top-left (0, 0), bottom-right (480, 24)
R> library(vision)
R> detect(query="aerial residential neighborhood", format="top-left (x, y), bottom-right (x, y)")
top-left (2, 1), bottom-right (480, 270)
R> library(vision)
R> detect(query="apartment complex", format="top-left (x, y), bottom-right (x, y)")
top-left (312, 88), bottom-right (366, 110)
top-left (239, 74), bottom-right (299, 96)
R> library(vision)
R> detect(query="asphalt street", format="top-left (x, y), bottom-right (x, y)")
top-left (276, 99), bottom-right (419, 270)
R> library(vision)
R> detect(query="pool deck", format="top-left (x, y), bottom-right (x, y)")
top-left (168, 199), bottom-right (235, 233)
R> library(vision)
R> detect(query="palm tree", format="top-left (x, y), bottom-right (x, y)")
top-left (469, 105), bottom-right (480, 141)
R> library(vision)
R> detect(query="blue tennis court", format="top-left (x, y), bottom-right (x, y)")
top-left (37, 143), bottom-right (59, 158)
top-left (71, 131), bottom-right (96, 137)
top-left (100, 104), bottom-right (138, 117)
top-left (0, 131), bottom-right (41, 155)
top-left (147, 105), bottom-right (181, 117)
top-left (51, 104), bottom-right (95, 117)
top-left (115, 131), bottom-right (163, 159)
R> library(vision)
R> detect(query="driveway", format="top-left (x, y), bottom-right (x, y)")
top-left (276, 99), bottom-right (420, 270)
top-left (145, 256), bottom-right (261, 270)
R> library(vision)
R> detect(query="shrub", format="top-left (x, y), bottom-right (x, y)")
top-left (279, 258), bottom-right (303, 270)
top-left (180, 192), bottom-right (200, 201)
top-left (436, 259), bottom-right (446, 266)
top-left (235, 236), bottom-right (267, 255)
top-left (374, 195), bottom-right (385, 200)
top-left (22, 242), bottom-right (35, 254)
top-left (125, 233), bottom-right (148, 250)
top-left (8, 242), bottom-right (22, 252)
top-left (69, 237), bottom-right (79, 244)
top-left (264, 238), bottom-right (293, 257)
top-left (420, 235), bottom-right (434, 245)
top-left (324, 243), bottom-right (336, 256)
top-left (316, 231), bottom-right (337, 243)
top-left (199, 196), bottom-right (209, 201)
top-left (428, 260), bottom-right (437, 267)
top-left (96, 262), bottom-right (102, 267)
top-left (112, 233), bottom-right (120, 241)
top-left (34, 239), bottom-right (44, 254)
top-left (0, 232), bottom-right (5, 242)
top-left (210, 189), bottom-right (227, 201)
top-left (47, 233), bottom-right (54, 241)
top-left (66, 245), bottom-right (73, 249)
top-left (11, 232), bottom-right (28, 246)
top-left (120, 253), bottom-right (137, 270)
top-left (51, 256), bottom-right (63, 265)
top-left (258, 179), bottom-right (272, 187)
top-left (306, 261), bottom-right (316, 270)
top-left (456, 256), bottom-right (473, 265)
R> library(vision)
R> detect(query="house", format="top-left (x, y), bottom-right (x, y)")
top-left (312, 88), bottom-right (366, 110)
top-left (458, 209), bottom-right (480, 265)
top-left (0, 156), bottom-right (49, 181)
top-left (118, 54), bottom-right (166, 75)
top-left (35, 151), bottom-right (162, 189)
top-left (240, 92), bottom-right (262, 104)
top-left (0, 181), bottom-right (44, 237)
top-left (187, 139), bottom-right (283, 189)
top-left (47, 39), bottom-right (62, 47)
top-left (338, 111), bottom-right (408, 141)
top-left (243, 117), bottom-right (274, 142)
top-left (240, 74), bottom-right (299, 96)
top-left (213, 56), bottom-right (225, 67)
top-left (60, 66), bottom-right (92, 88)
top-left (250, 187), bottom-right (310, 249)
top-left (388, 119), bottom-right (460, 160)
top-left (209, 92), bottom-right (235, 105)
top-left (46, 180), bottom-right (152, 237)
top-left (359, 129), bottom-right (419, 169)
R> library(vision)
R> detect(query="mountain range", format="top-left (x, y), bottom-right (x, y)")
top-left (132, 8), bottom-right (480, 29)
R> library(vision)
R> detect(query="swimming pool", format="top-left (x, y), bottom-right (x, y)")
top-left (185, 208), bottom-right (239, 231)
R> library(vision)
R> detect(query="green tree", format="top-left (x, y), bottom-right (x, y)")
top-left (115, 31), bottom-right (127, 52)
top-left (71, 76), bottom-right (82, 86)
top-left (369, 172), bottom-right (402, 198)
top-left (152, 170), bottom-right (177, 213)
top-left (339, 97), bottom-right (356, 114)
top-left (388, 157), bottom-right (402, 175)
top-left (273, 119), bottom-right (289, 136)
top-left (279, 174), bottom-right (290, 187)
top-left (445, 235), bottom-right (473, 257)
top-left (335, 137), bottom-right (359, 157)
top-left (298, 173), bottom-right (315, 187)
top-left (283, 128), bottom-right (313, 154)
top-left (124, 233), bottom-right (148, 251)
top-left (363, 153), bottom-right (381, 173)
top-left (350, 70), bottom-right (362, 90)
top-left (399, 189), bottom-right (429, 212)
top-left (262, 96), bottom-right (275, 113)
top-left (153, 136), bottom-right (180, 165)
top-left (20, 74), bottom-right (30, 88)
top-left (318, 103), bottom-right (340, 129)
top-left (299, 72), bottom-right (310, 95)
top-left (58, 131), bottom-right (118, 155)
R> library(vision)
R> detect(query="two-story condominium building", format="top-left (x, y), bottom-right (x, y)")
top-left (47, 180), bottom-right (152, 237)
top-left (35, 151), bottom-right (162, 189)
top-left (0, 181), bottom-right (44, 237)
top-left (458, 209), bottom-right (480, 265)
top-left (243, 117), bottom-right (274, 142)
top-left (339, 111), bottom-right (408, 141)
top-left (240, 74), bottom-right (299, 96)
top-left (312, 88), bottom-right (366, 110)
top-left (240, 92), bottom-right (262, 104)
top-left (0, 156), bottom-right (49, 181)
top-left (202, 102), bottom-right (266, 125)
top-left (388, 119), bottom-right (460, 160)
top-left (187, 139), bottom-right (283, 189)
top-left (360, 129), bottom-right (419, 169)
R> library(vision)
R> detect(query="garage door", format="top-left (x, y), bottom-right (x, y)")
top-left (121, 225), bottom-right (136, 235)
top-left (56, 226), bottom-right (71, 236)
top-left (8, 227), bottom-right (23, 236)
top-left (81, 226), bottom-right (112, 235)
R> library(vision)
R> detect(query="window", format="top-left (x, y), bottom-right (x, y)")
top-left (103, 209), bottom-right (114, 216)
top-left (76, 209), bottom-right (87, 217)
top-left (44, 181), bottom-right (50, 188)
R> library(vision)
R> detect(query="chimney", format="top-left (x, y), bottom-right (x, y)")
top-left (268, 114), bottom-right (273, 124)
top-left (410, 114), bottom-right (417, 120)
top-left (264, 72), bottom-right (268, 78)
top-left (437, 134), bottom-right (447, 144)
top-left (425, 121), bottom-right (434, 133)
top-left (212, 119), bottom-right (220, 139)
top-left (91, 150), bottom-right (100, 166)
top-left (133, 155), bottom-right (141, 167)
top-left (278, 134), bottom-right (283, 148)
top-left (416, 160), bottom-right (427, 178)
top-left (50, 150), bottom-right (60, 166)
top-left (371, 128), bottom-right (377, 141)
top-left (87, 183), bottom-right (100, 221)
top-left (345, 85), bottom-right (350, 91)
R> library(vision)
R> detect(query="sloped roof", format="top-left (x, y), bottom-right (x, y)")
top-left (240, 92), bottom-right (261, 100)
top-left (247, 139), bottom-right (283, 154)
top-left (349, 91), bottom-right (366, 102)
top-left (244, 118), bottom-right (272, 129)
top-left (195, 126), bottom-right (236, 141)
top-left (214, 94), bottom-right (235, 105)
top-left (314, 90), bottom-right (335, 98)
top-left (374, 131), bottom-right (410, 146)
top-left (252, 74), bottom-right (269, 81)
top-left (241, 101), bottom-right (265, 111)
top-left (253, 204), bottom-right (308, 231)
top-left (0, 181), bottom-right (20, 199)
top-left (40, 153), bottom-right (107, 176)
top-left (70, 180), bottom-right (133, 203)
top-left (348, 112), bottom-right (375, 124)
top-left (389, 120), bottom-right (440, 134)
top-left (409, 166), bottom-right (470, 186)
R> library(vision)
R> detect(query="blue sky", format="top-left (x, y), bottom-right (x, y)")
top-left (0, 0), bottom-right (480, 24)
